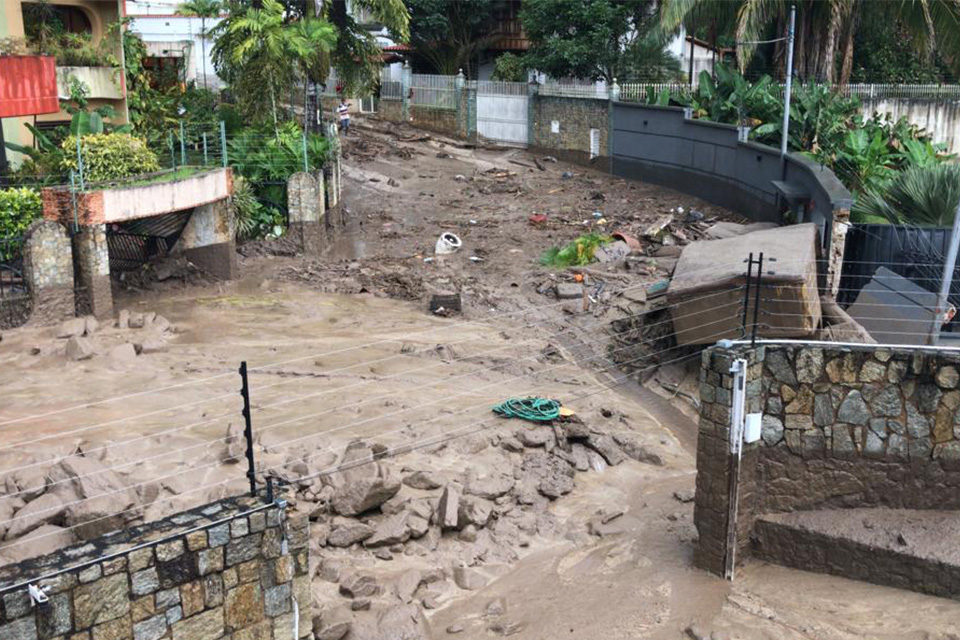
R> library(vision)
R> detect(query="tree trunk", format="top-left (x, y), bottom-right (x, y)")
top-left (819, 1), bottom-right (843, 84)
top-left (838, 1), bottom-right (860, 87)
top-left (201, 17), bottom-right (208, 90)
top-left (795, 3), bottom-right (808, 81)
top-left (270, 82), bottom-right (279, 139)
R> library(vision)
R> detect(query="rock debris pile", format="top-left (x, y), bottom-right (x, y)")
top-left (296, 417), bottom-right (664, 639)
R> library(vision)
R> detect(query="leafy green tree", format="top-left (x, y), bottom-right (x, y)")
top-left (520, 0), bottom-right (670, 83)
top-left (492, 52), bottom-right (526, 81)
top-left (390, 0), bottom-right (498, 76)
top-left (326, 0), bottom-right (409, 92)
top-left (176, 0), bottom-right (223, 89)
top-left (851, 8), bottom-right (957, 83)
top-left (211, 0), bottom-right (336, 134)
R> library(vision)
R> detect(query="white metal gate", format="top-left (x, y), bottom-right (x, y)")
top-left (476, 81), bottom-right (528, 146)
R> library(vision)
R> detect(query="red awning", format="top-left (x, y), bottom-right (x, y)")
top-left (0, 56), bottom-right (59, 118)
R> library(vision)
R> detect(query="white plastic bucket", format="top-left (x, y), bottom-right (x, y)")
top-left (435, 232), bottom-right (462, 255)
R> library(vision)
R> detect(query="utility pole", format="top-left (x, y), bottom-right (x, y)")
top-left (930, 198), bottom-right (960, 345)
top-left (780, 4), bottom-right (796, 167)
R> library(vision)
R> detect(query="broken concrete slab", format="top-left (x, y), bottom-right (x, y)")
top-left (65, 336), bottom-right (95, 361)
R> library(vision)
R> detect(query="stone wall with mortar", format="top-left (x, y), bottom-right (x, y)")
top-left (694, 342), bottom-right (960, 578)
top-left (22, 221), bottom-right (75, 327)
top-left (530, 95), bottom-right (609, 167)
top-left (692, 346), bottom-right (765, 576)
top-left (758, 344), bottom-right (960, 511)
top-left (0, 496), bottom-right (311, 640)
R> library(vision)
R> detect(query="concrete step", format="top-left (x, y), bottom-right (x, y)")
top-left (752, 508), bottom-right (960, 600)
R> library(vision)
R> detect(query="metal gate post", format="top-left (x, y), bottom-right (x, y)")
top-left (723, 357), bottom-right (748, 580)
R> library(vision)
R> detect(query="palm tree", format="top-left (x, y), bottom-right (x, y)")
top-left (660, 0), bottom-right (960, 85)
top-left (212, 0), bottom-right (336, 135)
top-left (854, 164), bottom-right (960, 226)
top-left (177, 0), bottom-right (223, 89)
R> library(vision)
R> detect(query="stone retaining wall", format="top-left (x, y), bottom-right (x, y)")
top-left (530, 95), bottom-right (609, 167)
top-left (694, 342), bottom-right (960, 579)
top-left (0, 496), bottom-right (311, 640)
top-left (758, 345), bottom-right (960, 511)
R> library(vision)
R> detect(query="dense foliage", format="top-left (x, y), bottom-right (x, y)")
top-left (227, 122), bottom-right (333, 233)
top-left (212, 0), bottom-right (336, 133)
top-left (659, 0), bottom-right (960, 85)
top-left (521, 0), bottom-right (680, 83)
top-left (491, 53), bottom-right (527, 82)
top-left (60, 134), bottom-right (161, 183)
top-left (854, 164), bottom-right (960, 226)
top-left (644, 65), bottom-right (955, 224)
top-left (395, 0), bottom-right (499, 76)
top-left (0, 188), bottom-right (43, 239)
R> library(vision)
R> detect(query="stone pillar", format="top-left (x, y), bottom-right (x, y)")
top-left (826, 208), bottom-right (850, 299)
top-left (693, 344), bottom-right (765, 576)
top-left (73, 223), bottom-right (112, 318)
top-left (22, 220), bottom-right (75, 325)
top-left (527, 79), bottom-right (539, 148)
top-left (177, 200), bottom-right (238, 280)
top-left (287, 171), bottom-right (324, 254)
top-left (401, 60), bottom-right (412, 122)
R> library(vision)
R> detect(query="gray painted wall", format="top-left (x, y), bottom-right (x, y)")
top-left (611, 103), bottom-right (852, 253)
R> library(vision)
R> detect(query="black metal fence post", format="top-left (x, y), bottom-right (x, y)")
top-left (239, 361), bottom-right (256, 497)
top-left (741, 252), bottom-right (754, 338)
top-left (751, 253), bottom-right (765, 346)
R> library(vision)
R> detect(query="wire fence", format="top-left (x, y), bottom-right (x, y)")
top-left (0, 258), bottom-right (765, 578)
top-left (539, 79), bottom-right (610, 99)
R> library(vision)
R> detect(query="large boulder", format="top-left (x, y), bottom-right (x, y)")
top-left (364, 512), bottom-right (411, 548)
top-left (402, 470), bottom-right (443, 491)
top-left (331, 473), bottom-right (402, 516)
top-left (56, 456), bottom-right (138, 540)
top-left (457, 496), bottom-right (493, 529)
top-left (521, 451), bottom-right (574, 500)
top-left (5, 492), bottom-right (66, 539)
top-left (465, 472), bottom-right (514, 499)
top-left (329, 443), bottom-right (401, 516)
top-left (327, 519), bottom-right (375, 547)
top-left (5, 524), bottom-right (74, 563)
top-left (436, 484), bottom-right (462, 529)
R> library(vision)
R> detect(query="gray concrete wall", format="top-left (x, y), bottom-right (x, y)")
top-left (610, 103), bottom-right (852, 255)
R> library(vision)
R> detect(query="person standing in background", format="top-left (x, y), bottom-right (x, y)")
top-left (337, 99), bottom-right (350, 134)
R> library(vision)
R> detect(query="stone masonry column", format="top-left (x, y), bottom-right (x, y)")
top-left (73, 223), bottom-right (113, 318)
top-left (693, 344), bottom-right (765, 576)
top-left (22, 220), bottom-right (75, 325)
top-left (287, 171), bottom-right (325, 254)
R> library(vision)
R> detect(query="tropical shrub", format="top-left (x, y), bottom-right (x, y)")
top-left (232, 175), bottom-right (278, 239)
top-left (492, 53), bottom-right (527, 82)
top-left (60, 133), bottom-right (160, 183)
top-left (228, 121), bottom-right (332, 231)
top-left (0, 188), bottom-right (43, 238)
top-left (853, 164), bottom-right (960, 226)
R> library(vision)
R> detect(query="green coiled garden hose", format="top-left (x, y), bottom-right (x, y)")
top-left (492, 397), bottom-right (561, 422)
